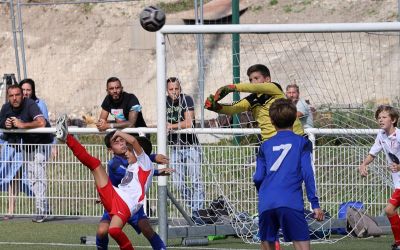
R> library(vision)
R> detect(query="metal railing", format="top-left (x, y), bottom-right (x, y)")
top-left (0, 128), bottom-right (390, 219)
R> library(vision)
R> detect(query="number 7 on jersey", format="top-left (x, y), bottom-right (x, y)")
top-left (270, 144), bottom-right (292, 171)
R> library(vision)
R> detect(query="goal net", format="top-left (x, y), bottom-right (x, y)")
top-left (155, 23), bottom-right (400, 244)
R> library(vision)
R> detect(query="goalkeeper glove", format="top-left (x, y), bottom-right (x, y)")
top-left (204, 94), bottom-right (222, 111)
top-left (214, 84), bottom-right (236, 102)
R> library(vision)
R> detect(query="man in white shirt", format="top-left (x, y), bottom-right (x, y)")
top-left (286, 84), bottom-right (314, 129)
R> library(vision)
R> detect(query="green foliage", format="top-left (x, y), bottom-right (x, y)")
top-left (76, 134), bottom-right (105, 145)
top-left (283, 4), bottom-right (292, 13)
top-left (313, 102), bottom-right (380, 146)
top-left (269, 0), bottom-right (278, 6)
top-left (367, 8), bottom-right (378, 16)
top-left (157, 0), bottom-right (211, 14)
top-left (250, 5), bottom-right (263, 13)
top-left (80, 3), bottom-right (94, 14)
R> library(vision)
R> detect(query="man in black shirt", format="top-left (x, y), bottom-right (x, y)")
top-left (96, 77), bottom-right (147, 133)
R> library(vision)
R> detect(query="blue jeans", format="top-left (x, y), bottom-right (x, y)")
top-left (170, 146), bottom-right (204, 211)
top-left (26, 145), bottom-right (51, 215)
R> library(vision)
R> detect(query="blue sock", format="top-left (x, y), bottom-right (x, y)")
top-left (149, 233), bottom-right (166, 250)
top-left (96, 234), bottom-right (109, 250)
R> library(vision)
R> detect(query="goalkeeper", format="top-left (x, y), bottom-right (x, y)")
top-left (204, 64), bottom-right (304, 141)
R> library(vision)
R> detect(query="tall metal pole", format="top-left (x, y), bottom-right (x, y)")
top-left (195, 0), bottom-right (205, 128)
top-left (398, 0), bottom-right (400, 44)
top-left (16, 0), bottom-right (27, 79)
top-left (232, 0), bottom-right (240, 142)
top-left (156, 31), bottom-right (168, 244)
top-left (9, 0), bottom-right (22, 82)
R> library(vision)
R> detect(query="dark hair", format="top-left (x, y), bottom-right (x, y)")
top-left (19, 78), bottom-right (37, 100)
top-left (269, 98), bottom-right (297, 129)
top-left (246, 64), bottom-right (271, 78)
top-left (286, 83), bottom-right (300, 93)
top-left (166, 77), bottom-right (180, 84)
top-left (7, 84), bottom-right (22, 94)
top-left (104, 131), bottom-right (117, 148)
top-left (106, 77), bottom-right (121, 87)
top-left (375, 105), bottom-right (399, 127)
top-left (104, 131), bottom-right (153, 156)
top-left (166, 77), bottom-right (181, 90)
top-left (136, 136), bottom-right (152, 156)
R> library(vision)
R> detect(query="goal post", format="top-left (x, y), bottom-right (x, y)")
top-left (156, 22), bottom-right (400, 244)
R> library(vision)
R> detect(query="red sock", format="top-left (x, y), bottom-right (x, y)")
top-left (66, 134), bottom-right (101, 171)
top-left (388, 213), bottom-right (400, 244)
top-left (109, 227), bottom-right (134, 250)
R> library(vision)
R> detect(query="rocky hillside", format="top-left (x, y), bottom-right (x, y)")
top-left (0, 0), bottom-right (397, 125)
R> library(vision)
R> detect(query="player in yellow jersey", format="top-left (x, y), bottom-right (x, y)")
top-left (205, 64), bottom-right (304, 141)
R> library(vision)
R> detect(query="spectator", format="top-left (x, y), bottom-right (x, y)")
top-left (0, 134), bottom-right (25, 220)
top-left (166, 77), bottom-right (204, 225)
top-left (19, 78), bottom-right (55, 221)
top-left (286, 84), bottom-right (314, 129)
top-left (0, 84), bottom-right (54, 223)
top-left (20, 79), bottom-right (49, 120)
top-left (96, 77), bottom-right (147, 136)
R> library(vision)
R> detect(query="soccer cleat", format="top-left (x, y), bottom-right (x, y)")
top-left (56, 114), bottom-right (68, 142)
top-left (32, 215), bottom-right (47, 223)
top-left (392, 243), bottom-right (400, 250)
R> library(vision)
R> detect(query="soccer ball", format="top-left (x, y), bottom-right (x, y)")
top-left (139, 6), bottom-right (166, 32)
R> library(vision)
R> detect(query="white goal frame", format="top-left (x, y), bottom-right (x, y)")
top-left (155, 22), bottom-right (400, 242)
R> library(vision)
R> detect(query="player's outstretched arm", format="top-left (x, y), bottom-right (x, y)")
top-left (205, 94), bottom-right (250, 115)
top-left (156, 168), bottom-right (175, 176)
top-left (359, 154), bottom-right (375, 177)
top-left (153, 154), bottom-right (169, 164)
top-left (228, 82), bottom-right (285, 97)
top-left (112, 130), bottom-right (143, 156)
top-left (213, 84), bottom-right (236, 102)
top-left (204, 94), bottom-right (222, 112)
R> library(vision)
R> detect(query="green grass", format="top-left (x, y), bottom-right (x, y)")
top-left (0, 218), bottom-right (394, 249)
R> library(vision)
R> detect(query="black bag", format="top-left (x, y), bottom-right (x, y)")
top-left (197, 208), bottom-right (220, 224)
top-left (197, 196), bottom-right (232, 224)
top-left (210, 195), bottom-right (231, 216)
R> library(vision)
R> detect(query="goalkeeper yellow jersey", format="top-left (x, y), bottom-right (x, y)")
top-left (217, 82), bottom-right (304, 141)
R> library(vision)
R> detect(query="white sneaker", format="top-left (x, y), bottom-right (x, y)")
top-left (56, 114), bottom-right (68, 142)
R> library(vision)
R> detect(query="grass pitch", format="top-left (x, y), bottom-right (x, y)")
top-left (0, 216), bottom-right (393, 249)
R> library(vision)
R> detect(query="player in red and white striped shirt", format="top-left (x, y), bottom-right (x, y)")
top-left (56, 114), bottom-right (172, 250)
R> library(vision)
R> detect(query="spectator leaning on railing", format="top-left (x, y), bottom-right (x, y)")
top-left (96, 77), bottom-right (148, 137)
top-left (0, 84), bottom-right (54, 223)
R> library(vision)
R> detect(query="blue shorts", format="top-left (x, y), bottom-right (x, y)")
top-left (100, 206), bottom-right (148, 234)
top-left (259, 207), bottom-right (309, 242)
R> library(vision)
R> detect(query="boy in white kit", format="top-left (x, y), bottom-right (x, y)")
top-left (359, 105), bottom-right (400, 250)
